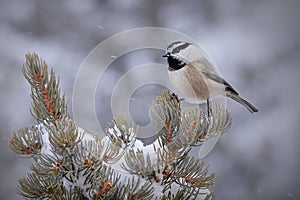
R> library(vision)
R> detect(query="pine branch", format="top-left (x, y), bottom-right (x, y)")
top-left (149, 91), bottom-right (181, 143)
top-left (121, 148), bottom-right (164, 182)
top-left (115, 177), bottom-right (154, 200)
top-left (17, 172), bottom-right (51, 198)
top-left (8, 126), bottom-right (42, 156)
top-left (22, 53), bottom-right (69, 124)
top-left (46, 117), bottom-right (83, 152)
top-left (8, 53), bottom-right (235, 199)
top-left (105, 115), bottom-right (138, 149)
top-left (171, 156), bottom-right (215, 189)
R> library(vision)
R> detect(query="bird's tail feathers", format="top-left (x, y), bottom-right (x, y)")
top-left (227, 94), bottom-right (259, 113)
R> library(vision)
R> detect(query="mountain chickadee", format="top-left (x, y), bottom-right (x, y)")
top-left (163, 41), bottom-right (259, 113)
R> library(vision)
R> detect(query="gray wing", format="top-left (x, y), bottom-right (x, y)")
top-left (194, 58), bottom-right (218, 74)
top-left (202, 71), bottom-right (239, 95)
top-left (193, 57), bottom-right (239, 95)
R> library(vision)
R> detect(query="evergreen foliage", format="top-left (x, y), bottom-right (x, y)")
top-left (8, 53), bottom-right (232, 200)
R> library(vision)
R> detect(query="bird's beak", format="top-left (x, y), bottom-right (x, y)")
top-left (162, 53), bottom-right (168, 58)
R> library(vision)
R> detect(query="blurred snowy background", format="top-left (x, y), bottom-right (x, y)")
top-left (1, 0), bottom-right (300, 199)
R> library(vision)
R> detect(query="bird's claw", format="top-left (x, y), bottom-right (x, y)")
top-left (170, 92), bottom-right (183, 103)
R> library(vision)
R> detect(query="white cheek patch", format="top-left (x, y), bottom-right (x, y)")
top-left (171, 53), bottom-right (188, 65)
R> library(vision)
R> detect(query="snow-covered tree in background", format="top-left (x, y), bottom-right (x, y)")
top-left (8, 53), bottom-right (232, 199)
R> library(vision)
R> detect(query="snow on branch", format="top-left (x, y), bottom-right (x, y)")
top-left (8, 53), bottom-right (232, 199)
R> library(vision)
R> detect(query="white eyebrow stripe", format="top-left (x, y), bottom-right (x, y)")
top-left (167, 41), bottom-right (183, 49)
top-left (172, 43), bottom-right (190, 54)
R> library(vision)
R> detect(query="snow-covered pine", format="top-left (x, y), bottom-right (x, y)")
top-left (8, 53), bottom-right (232, 199)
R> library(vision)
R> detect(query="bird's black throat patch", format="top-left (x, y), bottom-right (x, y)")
top-left (167, 56), bottom-right (186, 71)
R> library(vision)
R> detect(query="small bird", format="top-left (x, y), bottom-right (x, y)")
top-left (163, 41), bottom-right (259, 113)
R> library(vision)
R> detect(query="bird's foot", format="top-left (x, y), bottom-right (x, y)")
top-left (170, 92), bottom-right (184, 103)
top-left (206, 106), bottom-right (213, 127)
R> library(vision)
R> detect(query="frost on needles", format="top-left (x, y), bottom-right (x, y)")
top-left (8, 53), bottom-right (232, 200)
